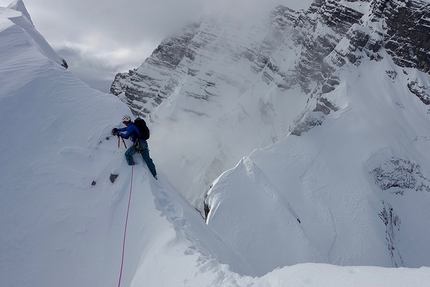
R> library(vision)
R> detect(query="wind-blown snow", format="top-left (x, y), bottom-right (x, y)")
top-left (1, 2), bottom-right (430, 287)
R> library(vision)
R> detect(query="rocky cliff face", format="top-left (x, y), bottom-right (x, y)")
top-left (110, 0), bottom-right (430, 206)
top-left (110, 22), bottom-right (201, 116)
top-left (111, 0), bottom-right (429, 116)
top-left (294, 0), bottom-right (430, 135)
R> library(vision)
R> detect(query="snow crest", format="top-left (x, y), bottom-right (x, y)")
top-left (2, 2), bottom-right (430, 287)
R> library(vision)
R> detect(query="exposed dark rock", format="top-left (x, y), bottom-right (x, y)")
top-left (320, 0), bottom-right (365, 35)
top-left (61, 59), bottom-right (68, 69)
top-left (408, 79), bottom-right (430, 105)
top-left (371, 157), bottom-right (430, 194)
top-left (110, 21), bottom-right (201, 117)
top-left (290, 113), bottom-right (324, 136)
top-left (386, 70), bottom-right (398, 81)
top-left (109, 173), bottom-right (119, 184)
top-left (378, 201), bottom-right (404, 267)
top-left (382, 0), bottom-right (430, 73)
top-left (313, 97), bottom-right (339, 115)
top-left (204, 201), bottom-right (210, 220)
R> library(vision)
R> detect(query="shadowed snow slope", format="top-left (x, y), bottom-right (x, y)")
top-left (1, 2), bottom-right (430, 287)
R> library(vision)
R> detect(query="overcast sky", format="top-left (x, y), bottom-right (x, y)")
top-left (1, 0), bottom-right (313, 92)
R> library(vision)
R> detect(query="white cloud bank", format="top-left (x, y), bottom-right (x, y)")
top-left (0, 0), bottom-right (314, 92)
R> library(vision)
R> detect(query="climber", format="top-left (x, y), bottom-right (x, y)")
top-left (112, 114), bottom-right (157, 179)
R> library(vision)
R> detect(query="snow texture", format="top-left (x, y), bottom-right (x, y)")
top-left (1, 2), bottom-right (430, 287)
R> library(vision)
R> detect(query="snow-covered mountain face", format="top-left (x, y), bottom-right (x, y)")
top-left (109, 0), bottom-right (430, 276)
top-left (111, 0), bottom-right (430, 210)
top-left (203, 0), bottom-right (430, 276)
top-left (3, 1), bottom-right (430, 286)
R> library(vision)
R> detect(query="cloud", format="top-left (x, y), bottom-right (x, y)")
top-left (18, 0), bottom-right (210, 88)
top-left (18, 0), bottom-right (312, 55)
top-left (0, 0), bottom-right (313, 92)
top-left (55, 41), bottom-right (157, 92)
top-left (24, 0), bottom-right (206, 46)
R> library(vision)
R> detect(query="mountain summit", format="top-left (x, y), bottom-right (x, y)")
top-left (7, 0), bottom-right (33, 26)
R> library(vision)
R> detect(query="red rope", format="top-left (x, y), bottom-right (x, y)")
top-left (117, 165), bottom-right (134, 287)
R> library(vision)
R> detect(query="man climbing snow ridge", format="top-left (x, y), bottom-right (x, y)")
top-left (112, 114), bottom-right (157, 179)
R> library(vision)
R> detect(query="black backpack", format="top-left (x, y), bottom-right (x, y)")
top-left (134, 118), bottom-right (150, 140)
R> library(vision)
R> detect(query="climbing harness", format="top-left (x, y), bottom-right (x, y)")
top-left (134, 140), bottom-right (143, 154)
top-left (117, 165), bottom-right (134, 287)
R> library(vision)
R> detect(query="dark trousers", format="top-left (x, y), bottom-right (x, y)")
top-left (124, 140), bottom-right (157, 177)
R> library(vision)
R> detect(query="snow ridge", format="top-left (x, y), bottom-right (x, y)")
top-left (2, 1), bottom-right (430, 287)
top-left (7, 0), bottom-right (33, 26)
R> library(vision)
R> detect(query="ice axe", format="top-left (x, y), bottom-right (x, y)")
top-left (118, 136), bottom-right (127, 149)
top-left (112, 128), bottom-right (127, 148)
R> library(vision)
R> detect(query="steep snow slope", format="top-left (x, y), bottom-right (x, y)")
top-left (2, 2), bottom-right (430, 287)
top-left (0, 5), bottom-right (135, 286)
top-left (0, 4), bottom-right (252, 286)
top-left (206, 52), bottom-right (430, 275)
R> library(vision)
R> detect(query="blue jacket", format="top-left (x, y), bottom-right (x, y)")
top-left (118, 123), bottom-right (141, 143)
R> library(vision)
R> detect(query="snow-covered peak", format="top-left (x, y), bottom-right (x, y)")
top-left (1, 1), bottom-right (66, 70)
top-left (7, 0), bottom-right (33, 26)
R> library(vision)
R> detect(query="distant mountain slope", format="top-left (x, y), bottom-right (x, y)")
top-left (205, 37), bottom-right (430, 276)
top-left (112, 0), bottom-right (430, 276)
top-left (111, 0), bottom-right (430, 210)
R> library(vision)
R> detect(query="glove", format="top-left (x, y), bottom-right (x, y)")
top-left (111, 128), bottom-right (119, 136)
